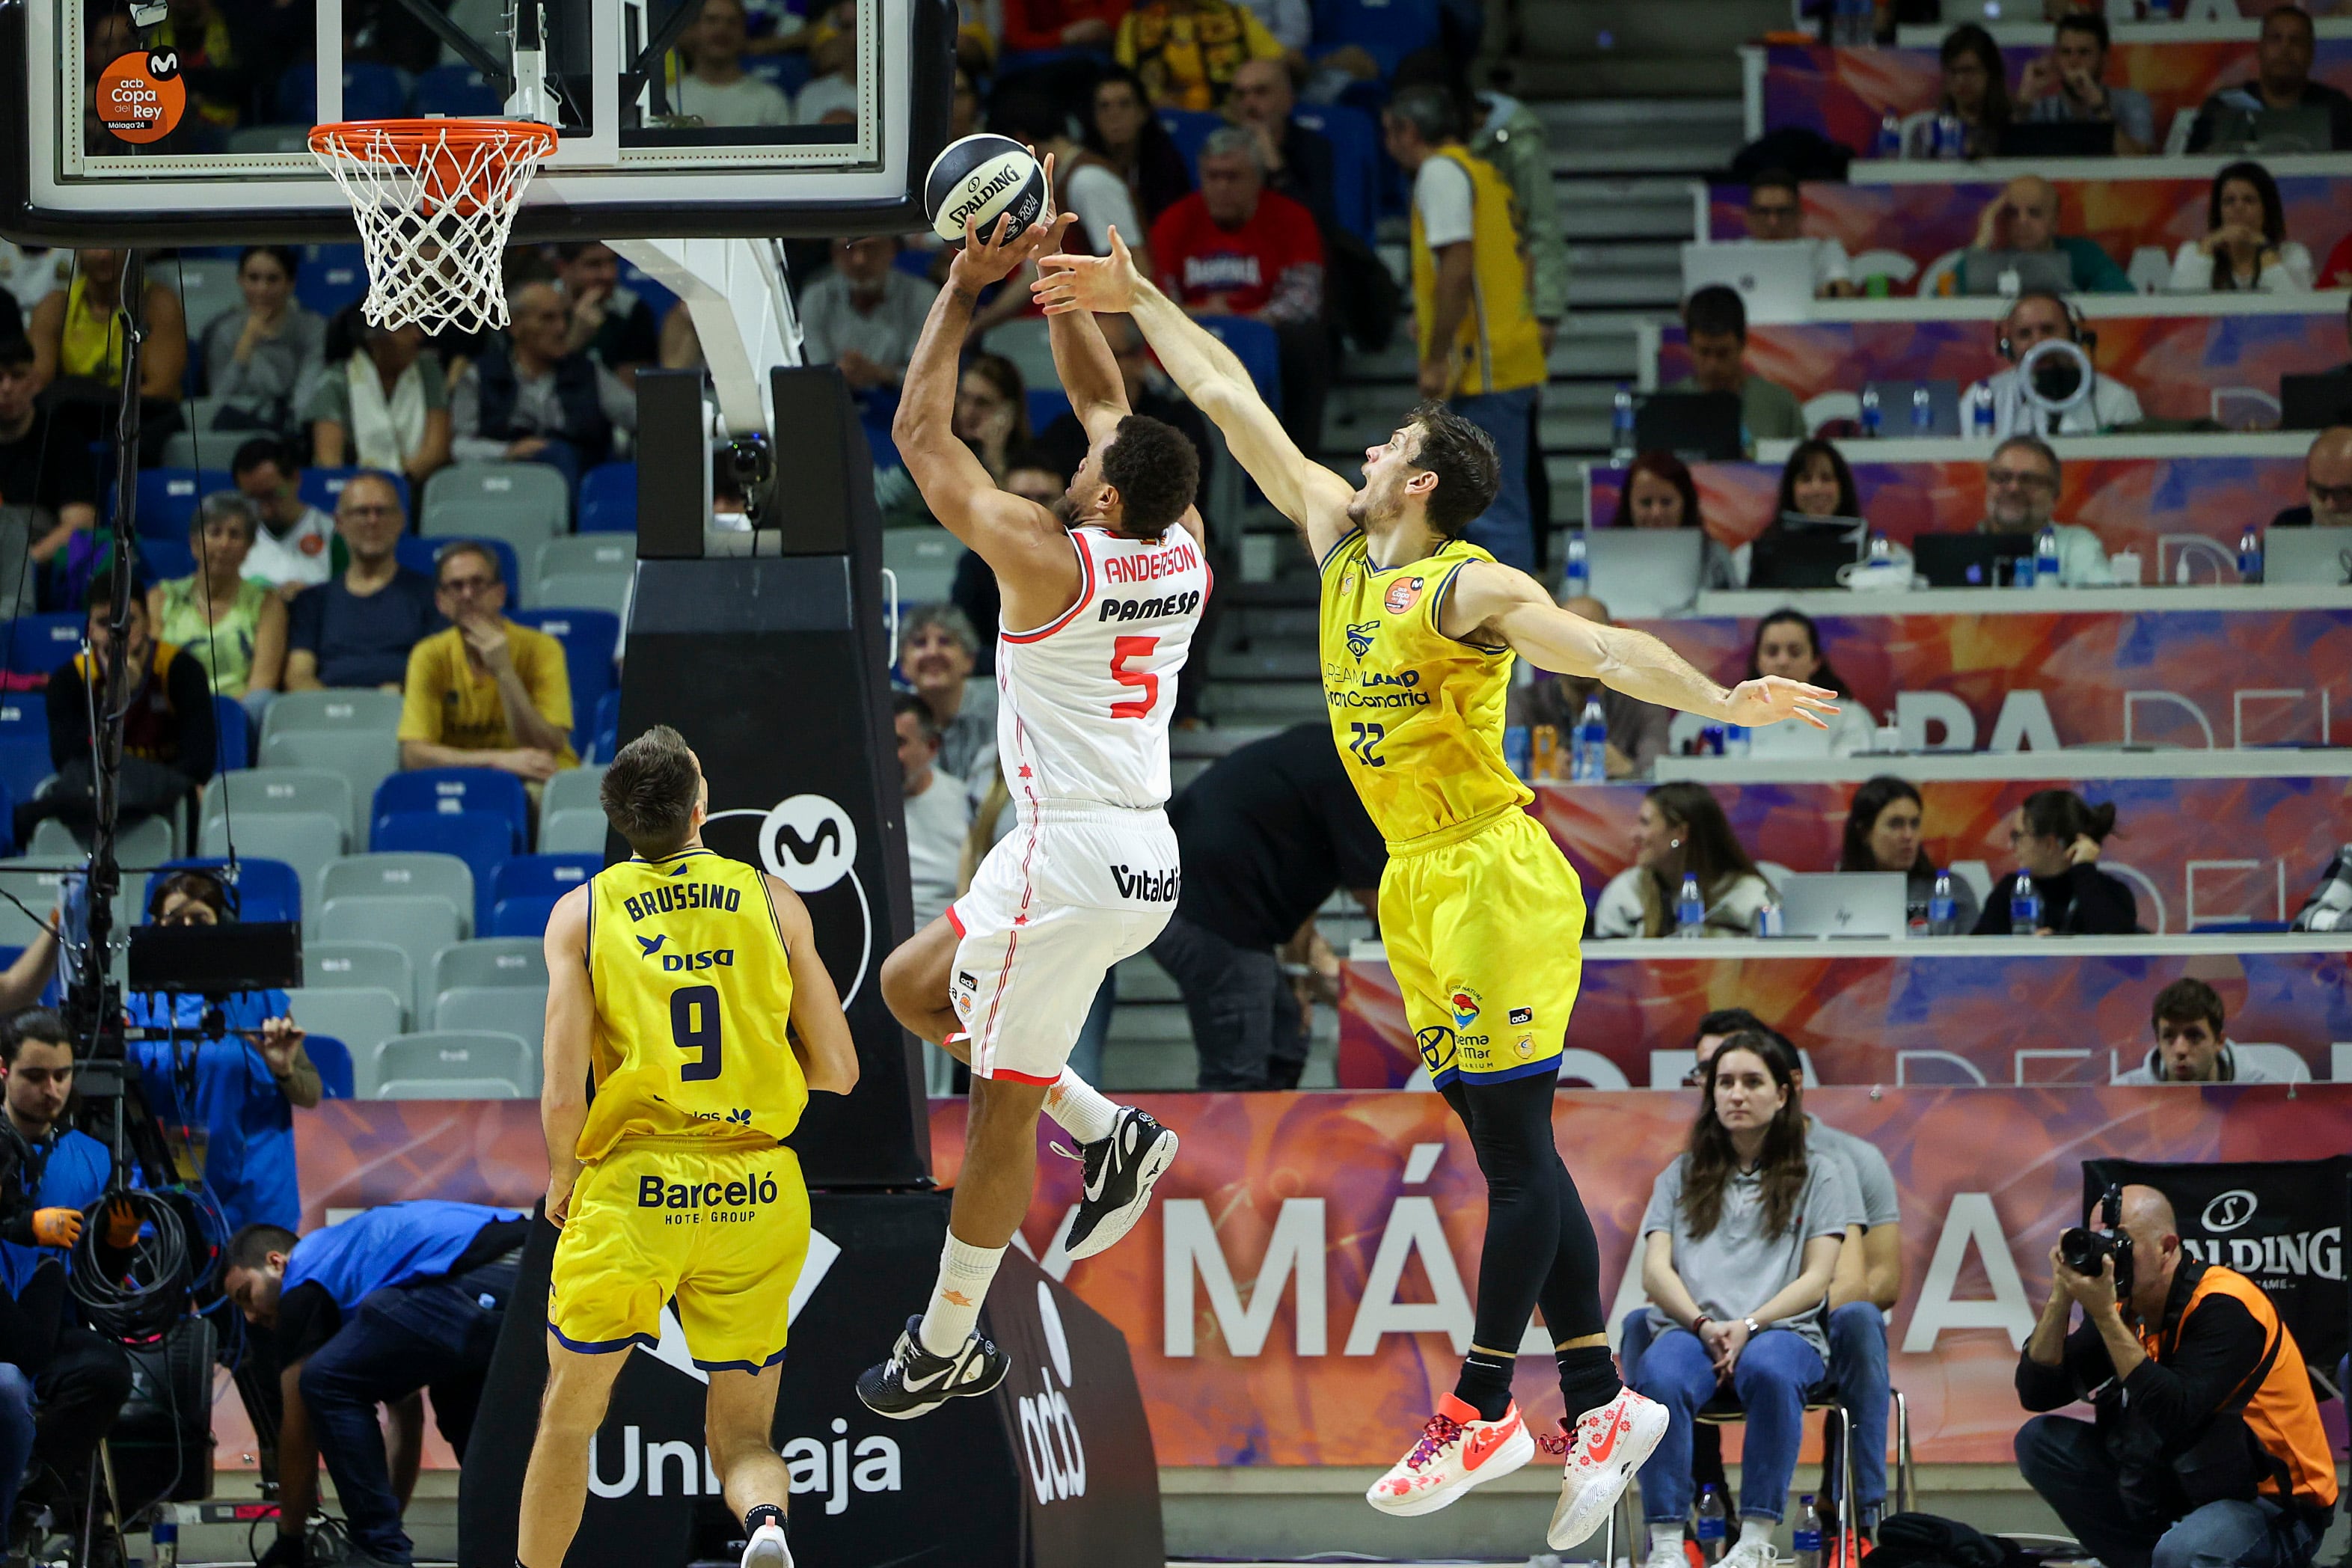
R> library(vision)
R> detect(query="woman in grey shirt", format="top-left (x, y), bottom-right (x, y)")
top-left (1633, 1030), bottom-right (1859, 1568)
top-left (201, 246), bottom-right (326, 437)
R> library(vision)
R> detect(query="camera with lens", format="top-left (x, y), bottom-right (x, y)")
top-left (2059, 1182), bottom-right (2135, 1297)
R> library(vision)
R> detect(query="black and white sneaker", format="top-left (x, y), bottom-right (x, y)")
top-left (855, 1315), bottom-right (1008, 1420)
top-left (1062, 1107), bottom-right (1179, 1261)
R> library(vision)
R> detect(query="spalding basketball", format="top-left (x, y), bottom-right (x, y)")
top-left (923, 134), bottom-right (1046, 247)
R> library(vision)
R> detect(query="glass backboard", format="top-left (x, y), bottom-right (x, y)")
top-left (0, 0), bottom-right (952, 244)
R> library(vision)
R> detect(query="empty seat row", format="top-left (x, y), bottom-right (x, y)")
top-left (282, 987), bottom-right (534, 1098)
top-left (203, 765), bottom-right (606, 856)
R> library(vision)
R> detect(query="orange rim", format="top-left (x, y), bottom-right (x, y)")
top-left (307, 117), bottom-right (559, 162)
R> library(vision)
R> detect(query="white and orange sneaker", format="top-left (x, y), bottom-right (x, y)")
top-left (1542, 1386), bottom-right (1669, 1549)
top-left (1364, 1394), bottom-right (1536, 1517)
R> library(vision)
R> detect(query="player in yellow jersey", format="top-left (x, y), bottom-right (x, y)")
top-left (1035, 233), bottom-right (1837, 1549)
top-left (516, 726), bottom-right (860, 1568)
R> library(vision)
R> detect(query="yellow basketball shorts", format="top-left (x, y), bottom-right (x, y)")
top-left (548, 1139), bottom-right (810, 1373)
top-left (1380, 806), bottom-right (1586, 1088)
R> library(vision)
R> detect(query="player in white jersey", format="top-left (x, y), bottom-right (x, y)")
top-left (861, 197), bottom-right (1206, 1418)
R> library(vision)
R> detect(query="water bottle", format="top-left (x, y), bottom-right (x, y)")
top-left (1859, 385), bottom-right (1881, 438)
top-left (153, 1519), bottom-right (179, 1568)
top-left (1795, 1495), bottom-right (1824, 1568)
top-left (1875, 111), bottom-right (1902, 159)
top-left (1724, 723), bottom-right (1751, 758)
top-left (1531, 723), bottom-right (1560, 781)
top-left (1571, 696), bottom-right (1608, 782)
top-left (1676, 874), bottom-right (1706, 938)
top-left (1697, 1483), bottom-right (1730, 1561)
top-left (1504, 723), bottom-right (1532, 779)
top-left (1564, 531), bottom-right (1590, 597)
top-left (1700, 723), bottom-right (1726, 756)
top-left (1929, 869), bottom-right (1957, 936)
top-left (1935, 111), bottom-right (1964, 159)
top-left (2034, 523), bottom-right (2061, 587)
top-left (1611, 385), bottom-right (1637, 466)
top-left (1754, 901), bottom-right (1786, 937)
top-left (1966, 382), bottom-right (1997, 438)
top-left (1911, 383), bottom-right (1935, 433)
top-left (1840, 0), bottom-right (1872, 46)
top-left (2009, 869), bottom-right (2042, 935)
top-left (2238, 524), bottom-right (2264, 585)
top-left (1868, 530), bottom-right (1893, 566)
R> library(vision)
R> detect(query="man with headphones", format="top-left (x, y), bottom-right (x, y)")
top-left (1965, 290), bottom-right (2146, 438)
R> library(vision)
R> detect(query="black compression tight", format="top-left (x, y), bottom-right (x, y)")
top-left (1440, 1070), bottom-right (1606, 1355)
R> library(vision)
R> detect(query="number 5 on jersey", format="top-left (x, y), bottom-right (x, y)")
top-left (1111, 636), bottom-right (1160, 719)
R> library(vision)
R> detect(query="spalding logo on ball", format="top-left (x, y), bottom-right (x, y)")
top-left (923, 133), bottom-right (1046, 247)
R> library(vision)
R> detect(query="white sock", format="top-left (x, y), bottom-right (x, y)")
top-left (1651, 1525), bottom-right (1691, 1557)
top-left (1739, 1518), bottom-right (1774, 1550)
top-left (916, 1234), bottom-right (1005, 1358)
top-left (1044, 1068), bottom-right (1121, 1144)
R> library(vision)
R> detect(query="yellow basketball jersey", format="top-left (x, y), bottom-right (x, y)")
top-left (581, 848), bottom-right (806, 1161)
top-left (1319, 530), bottom-right (1530, 851)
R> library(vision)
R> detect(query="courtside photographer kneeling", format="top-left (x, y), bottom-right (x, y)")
top-left (2015, 1183), bottom-right (2336, 1568)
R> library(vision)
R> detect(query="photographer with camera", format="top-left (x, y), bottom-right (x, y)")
top-left (2015, 1184), bottom-right (2336, 1568)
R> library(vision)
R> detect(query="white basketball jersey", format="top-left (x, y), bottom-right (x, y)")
top-left (995, 524), bottom-right (1209, 811)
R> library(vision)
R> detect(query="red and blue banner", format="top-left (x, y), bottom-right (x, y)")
top-left (1757, 39), bottom-right (2352, 150)
top-left (1656, 310), bottom-right (2348, 420)
top-left (1337, 947), bottom-right (2352, 1088)
top-left (1525, 776), bottom-right (2351, 937)
top-left (1587, 453), bottom-right (2306, 555)
top-left (1610, 607), bottom-right (2352, 750)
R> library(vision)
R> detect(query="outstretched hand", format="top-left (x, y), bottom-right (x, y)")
top-left (949, 151), bottom-right (1068, 291)
top-left (1033, 224), bottom-right (1142, 316)
top-left (1722, 676), bottom-right (1839, 730)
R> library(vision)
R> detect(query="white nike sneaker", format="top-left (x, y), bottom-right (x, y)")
top-left (1721, 1540), bottom-right (1782, 1568)
top-left (740, 1520), bottom-right (792, 1568)
top-left (1364, 1394), bottom-right (1535, 1517)
top-left (1544, 1385), bottom-right (1670, 1549)
top-left (1641, 1536), bottom-right (1692, 1568)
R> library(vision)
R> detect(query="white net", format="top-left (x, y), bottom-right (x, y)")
top-left (308, 119), bottom-right (558, 335)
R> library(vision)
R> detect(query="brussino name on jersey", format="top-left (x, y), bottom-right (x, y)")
top-left (619, 881), bottom-right (744, 922)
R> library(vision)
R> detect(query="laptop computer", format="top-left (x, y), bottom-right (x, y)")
top-left (1679, 242), bottom-right (1816, 322)
top-left (2280, 373), bottom-right (2352, 432)
top-left (1777, 873), bottom-right (1909, 940)
top-left (1581, 527), bottom-right (1706, 619)
top-left (1862, 378), bottom-right (1962, 438)
top-left (1997, 120), bottom-right (2115, 159)
top-left (1635, 391), bottom-right (1745, 462)
top-left (1959, 248), bottom-right (2075, 298)
top-left (2203, 103), bottom-right (2334, 154)
top-left (1749, 515), bottom-right (1866, 589)
top-left (1912, 531), bottom-right (2034, 588)
top-left (2265, 530), bottom-right (2352, 587)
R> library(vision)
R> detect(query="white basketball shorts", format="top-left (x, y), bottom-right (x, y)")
top-left (946, 800), bottom-right (1179, 1085)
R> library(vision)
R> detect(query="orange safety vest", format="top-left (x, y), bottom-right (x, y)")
top-left (2135, 1264), bottom-right (2338, 1513)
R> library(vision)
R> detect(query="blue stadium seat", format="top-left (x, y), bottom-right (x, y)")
top-left (508, 610), bottom-right (619, 744)
top-left (298, 468), bottom-right (411, 519)
top-left (208, 695), bottom-right (251, 773)
top-left (1157, 108), bottom-right (1225, 178)
top-left (577, 462), bottom-right (637, 535)
top-left (143, 858), bottom-right (301, 925)
top-left (1311, 0), bottom-right (1439, 76)
top-left (142, 537), bottom-right (197, 583)
top-left (589, 689), bottom-right (620, 765)
top-left (370, 810), bottom-right (512, 931)
top-left (488, 895), bottom-right (559, 938)
top-left (372, 769), bottom-right (530, 851)
top-left (0, 739), bottom-right (46, 811)
top-left (276, 62), bottom-right (407, 124)
top-left (304, 1034), bottom-right (356, 1099)
top-left (411, 64), bottom-right (502, 117)
top-left (295, 243), bottom-right (370, 321)
top-left (1202, 317), bottom-right (1283, 414)
top-left (1293, 104), bottom-right (1381, 241)
top-left (1027, 387), bottom-right (1074, 435)
top-left (394, 534), bottom-right (520, 598)
top-left (7, 616), bottom-right (83, 676)
top-left (491, 854), bottom-right (600, 913)
top-left (135, 469), bottom-right (230, 540)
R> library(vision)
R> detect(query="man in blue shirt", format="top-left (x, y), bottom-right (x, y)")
top-left (283, 471), bottom-right (444, 692)
top-left (124, 869), bottom-right (321, 1237)
top-left (223, 1201), bottom-right (527, 1568)
top-left (0, 1011), bottom-right (133, 1558)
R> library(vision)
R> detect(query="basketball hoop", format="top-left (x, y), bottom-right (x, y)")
top-left (308, 117), bottom-right (559, 334)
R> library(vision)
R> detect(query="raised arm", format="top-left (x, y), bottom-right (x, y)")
top-left (1045, 253), bottom-right (1130, 441)
top-left (1439, 560), bottom-right (1840, 730)
top-left (892, 206), bottom-right (1084, 626)
top-left (1035, 227), bottom-right (1353, 557)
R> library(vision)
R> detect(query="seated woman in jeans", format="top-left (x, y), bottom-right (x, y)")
top-left (1634, 1029), bottom-right (1859, 1568)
